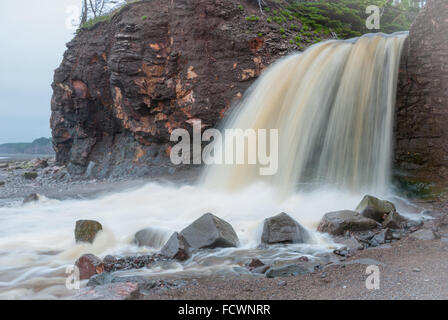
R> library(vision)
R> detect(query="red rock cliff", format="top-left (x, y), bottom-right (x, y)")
top-left (51, 0), bottom-right (299, 178)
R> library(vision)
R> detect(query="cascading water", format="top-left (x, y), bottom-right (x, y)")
top-left (202, 33), bottom-right (408, 196)
top-left (0, 33), bottom-right (413, 299)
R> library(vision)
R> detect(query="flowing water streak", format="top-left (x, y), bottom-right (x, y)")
top-left (0, 33), bottom-right (410, 299)
top-left (202, 33), bottom-right (408, 196)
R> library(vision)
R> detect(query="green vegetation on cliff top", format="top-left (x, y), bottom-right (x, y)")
top-left (79, 0), bottom-right (421, 37)
top-left (262, 0), bottom-right (421, 39)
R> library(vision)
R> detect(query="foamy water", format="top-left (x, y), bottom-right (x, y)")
top-left (0, 33), bottom-right (413, 299)
top-left (0, 181), bottom-right (387, 299)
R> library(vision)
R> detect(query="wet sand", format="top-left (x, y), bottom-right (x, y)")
top-left (142, 234), bottom-right (448, 300)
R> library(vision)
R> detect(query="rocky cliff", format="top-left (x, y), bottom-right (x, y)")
top-left (51, 0), bottom-right (308, 178)
top-left (395, 0), bottom-right (448, 197)
top-left (52, 0), bottom-right (448, 196)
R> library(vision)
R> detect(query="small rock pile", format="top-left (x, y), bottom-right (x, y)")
top-left (318, 195), bottom-right (423, 248)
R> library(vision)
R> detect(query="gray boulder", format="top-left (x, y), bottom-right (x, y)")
top-left (369, 228), bottom-right (393, 247)
top-left (382, 211), bottom-right (407, 229)
top-left (161, 232), bottom-right (191, 261)
top-left (318, 210), bottom-right (379, 236)
top-left (356, 195), bottom-right (396, 222)
top-left (75, 253), bottom-right (104, 280)
top-left (180, 213), bottom-right (239, 249)
top-left (23, 193), bottom-right (40, 204)
top-left (266, 264), bottom-right (311, 278)
top-left (409, 229), bottom-right (437, 241)
top-left (261, 212), bottom-right (308, 244)
top-left (75, 282), bottom-right (140, 300)
top-left (134, 227), bottom-right (168, 248)
top-left (75, 220), bottom-right (103, 243)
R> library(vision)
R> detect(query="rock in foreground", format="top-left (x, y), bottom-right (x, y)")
top-left (134, 227), bottom-right (167, 248)
top-left (261, 212), bottom-right (308, 245)
top-left (75, 282), bottom-right (140, 300)
top-left (161, 232), bottom-right (190, 261)
top-left (382, 211), bottom-right (407, 229)
top-left (75, 220), bottom-right (103, 243)
top-left (318, 210), bottom-right (379, 236)
top-left (75, 254), bottom-right (104, 280)
top-left (356, 195), bottom-right (396, 222)
top-left (266, 264), bottom-right (311, 278)
top-left (181, 213), bottom-right (239, 249)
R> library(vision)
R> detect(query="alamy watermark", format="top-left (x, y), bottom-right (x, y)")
top-left (170, 120), bottom-right (279, 176)
top-left (366, 265), bottom-right (380, 290)
top-left (65, 265), bottom-right (80, 290)
top-left (366, 5), bottom-right (381, 30)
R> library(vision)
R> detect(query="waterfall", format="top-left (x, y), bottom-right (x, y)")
top-left (202, 32), bottom-right (408, 196)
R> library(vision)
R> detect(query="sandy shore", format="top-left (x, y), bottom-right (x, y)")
top-left (142, 232), bottom-right (448, 300)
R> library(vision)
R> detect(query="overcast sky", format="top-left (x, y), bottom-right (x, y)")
top-left (0, 0), bottom-right (82, 144)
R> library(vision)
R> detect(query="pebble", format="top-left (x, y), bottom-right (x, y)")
top-left (413, 268), bottom-right (421, 272)
top-left (277, 280), bottom-right (287, 287)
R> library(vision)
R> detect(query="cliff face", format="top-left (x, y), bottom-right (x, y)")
top-left (52, 0), bottom-right (447, 192)
top-left (395, 0), bottom-right (448, 195)
top-left (51, 0), bottom-right (299, 178)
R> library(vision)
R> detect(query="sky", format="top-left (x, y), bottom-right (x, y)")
top-left (0, 0), bottom-right (82, 144)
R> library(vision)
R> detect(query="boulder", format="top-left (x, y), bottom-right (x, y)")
top-left (409, 229), bottom-right (437, 241)
top-left (382, 211), bottom-right (407, 229)
top-left (134, 227), bottom-right (168, 248)
top-left (369, 228), bottom-right (393, 247)
top-left (75, 282), bottom-right (140, 300)
top-left (248, 258), bottom-right (265, 270)
top-left (87, 273), bottom-right (147, 287)
top-left (28, 158), bottom-right (48, 169)
top-left (360, 207), bottom-right (385, 223)
top-left (180, 213), bottom-right (239, 249)
top-left (103, 255), bottom-right (117, 264)
top-left (266, 264), bottom-right (310, 278)
top-left (356, 195), bottom-right (396, 222)
top-left (246, 258), bottom-right (269, 274)
top-left (161, 232), bottom-right (191, 261)
top-left (261, 212), bottom-right (308, 245)
top-left (75, 220), bottom-right (103, 243)
top-left (0, 181), bottom-right (5, 187)
top-left (75, 254), bottom-right (105, 280)
top-left (23, 193), bottom-right (40, 204)
top-left (317, 210), bottom-right (379, 236)
top-left (252, 265), bottom-right (270, 274)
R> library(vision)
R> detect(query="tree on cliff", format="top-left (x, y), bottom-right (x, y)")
top-left (81, 0), bottom-right (119, 24)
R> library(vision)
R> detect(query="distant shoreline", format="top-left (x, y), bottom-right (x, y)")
top-left (0, 154), bottom-right (54, 162)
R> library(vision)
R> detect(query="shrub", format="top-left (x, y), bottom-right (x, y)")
top-left (245, 15), bottom-right (260, 22)
top-left (23, 172), bottom-right (38, 180)
top-left (286, 0), bottom-right (421, 39)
